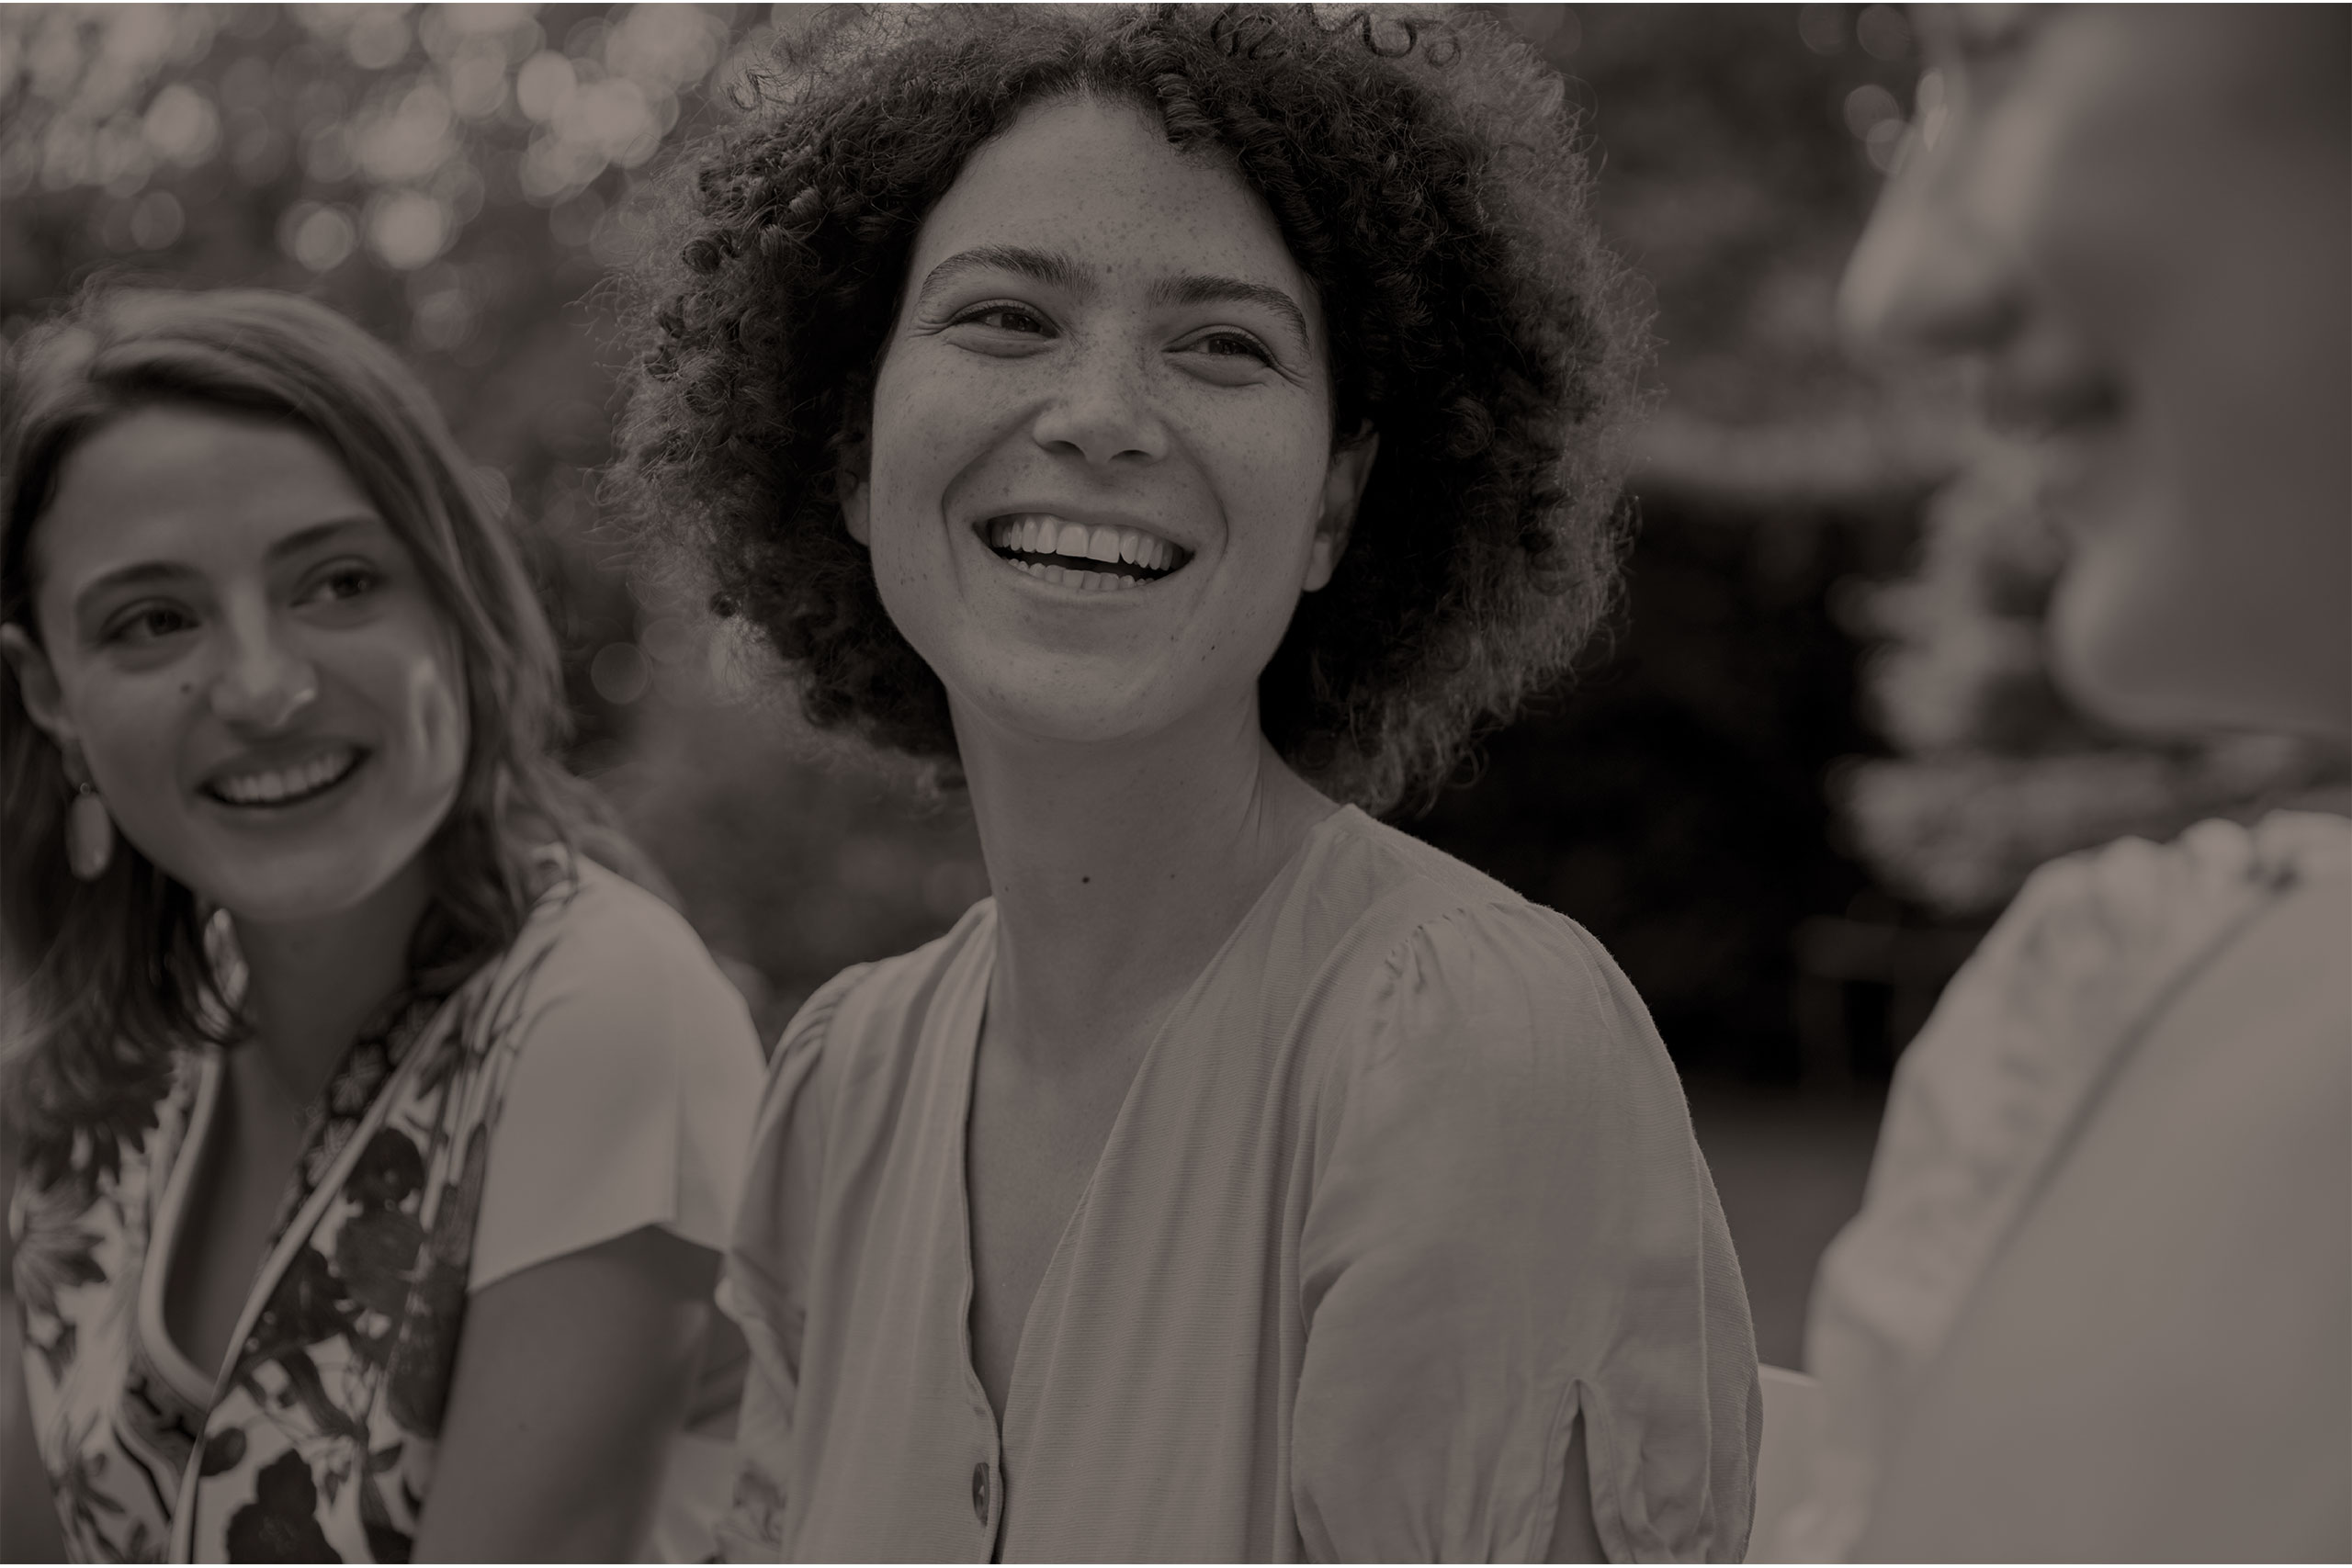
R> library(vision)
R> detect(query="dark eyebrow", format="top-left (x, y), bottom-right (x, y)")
top-left (72, 516), bottom-right (383, 617)
top-left (264, 517), bottom-right (382, 563)
top-left (1151, 274), bottom-right (1315, 353)
top-left (915, 245), bottom-right (1090, 309)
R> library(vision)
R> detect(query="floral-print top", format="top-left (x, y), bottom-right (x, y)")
top-left (11, 862), bottom-right (766, 1562)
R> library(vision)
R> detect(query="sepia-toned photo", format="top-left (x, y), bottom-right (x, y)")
top-left (2, 5), bottom-right (2345, 1562)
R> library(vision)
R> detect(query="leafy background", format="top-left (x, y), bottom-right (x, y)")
top-left (5, 3), bottom-right (2334, 1379)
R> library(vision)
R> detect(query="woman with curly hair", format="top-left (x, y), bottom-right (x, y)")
top-left (0, 287), bottom-right (764, 1561)
top-left (616, 6), bottom-right (1758, 1559)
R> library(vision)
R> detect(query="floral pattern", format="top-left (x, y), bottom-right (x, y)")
top-left (11, 907), bottom-right (569, 1563)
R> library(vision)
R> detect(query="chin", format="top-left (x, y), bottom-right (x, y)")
top-left (199, 855), bottom-right (421, 930)
top-left (2048, 582), bottom-right (2270, 741)
top-left (948, 651), bottom-right (1182, 745)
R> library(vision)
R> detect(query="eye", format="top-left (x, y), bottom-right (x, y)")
top-left (1184, 330), bottom-right (1275, 367)
top-left (300, 562), bottom-right (385, 606)
top-left (952, 303), bottom-right (1054, 337)
top-left (105, 602), bottom-right (196, 645)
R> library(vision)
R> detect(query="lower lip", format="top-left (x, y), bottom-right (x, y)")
top-left (202, 753), bottom-right (368, 818)
top-left (993, 553), bottom-right (1171, 594)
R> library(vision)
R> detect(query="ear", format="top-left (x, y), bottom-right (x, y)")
top-left (0, 623), bottom-right (76, 750)
top-left (838, 431), bottom-right (873, 547)
top-left (1303, 424), bottom-right (1380, 593)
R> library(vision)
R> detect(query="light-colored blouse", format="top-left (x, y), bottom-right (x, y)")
top-left (717, 805), bottom-right (1759, 1562)
top-left (1774, 810), bottom-right (2351, 1562)
top-left (10, 861), bottom-right (766, 1562)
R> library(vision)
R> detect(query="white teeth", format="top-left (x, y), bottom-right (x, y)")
top-left (987, 513), bottom-right (1186, 581)
top-left (212, 749), bottom-right (356, 806)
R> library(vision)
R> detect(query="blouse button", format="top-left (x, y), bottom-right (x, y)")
top-left (972, 1461), bottom-right (991, 1523)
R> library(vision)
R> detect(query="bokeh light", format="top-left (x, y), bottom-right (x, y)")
top-left (129, 186), bottom-right (182, 247)
top-left (365, 186), bottom-right (450, 268)
top-left (279, 198), bottom-right (356, 270)
top-left (590, 641), bottom-right (650, 705)
top-left (1854, 4), bottom-right (1913, 62)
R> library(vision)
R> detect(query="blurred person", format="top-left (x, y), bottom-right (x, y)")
top-left (1777, 6), bottom-right (2351, 1561)
top-left (612, 6), bottom-right (1758, 1561)
top-left (0, 288), bottom-right (766, 1562)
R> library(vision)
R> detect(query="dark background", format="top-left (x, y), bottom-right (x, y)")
top-left (9, 3), bottom-right (2323, 1367)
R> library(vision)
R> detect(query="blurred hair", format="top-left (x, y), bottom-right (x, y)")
top-left (610, 3), bottom-right (1648, 812)
top-left (0, 285), bottom-right (621, 1176)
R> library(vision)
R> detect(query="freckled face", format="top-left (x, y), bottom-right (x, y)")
top-left (846, 95), bottom-right (1375, 751)
top-left (10, 407), bottom-right (469, 926)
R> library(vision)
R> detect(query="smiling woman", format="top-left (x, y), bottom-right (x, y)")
top-left (615, 6), bottom-right (1757, 1563)
top-left (0, 288), bottom-right (766, 1562)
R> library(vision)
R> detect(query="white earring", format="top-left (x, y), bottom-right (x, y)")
top-left (66, 779), bottom-right (115, 881)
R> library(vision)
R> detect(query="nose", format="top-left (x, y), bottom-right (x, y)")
top-left (208, 605), bottom-right (319, 734)
top-left (1028, 339), bottom-right (1168, 468)
top-left (1838, 123), bottom-right (2024, 364)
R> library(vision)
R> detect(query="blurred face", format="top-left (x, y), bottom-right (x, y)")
top-left (1842, 6), bottom-right (2351, 739)
top-left (843, 94), bottom-right (1377, 753)
top-left (4, 406), bottom-right (469, 927)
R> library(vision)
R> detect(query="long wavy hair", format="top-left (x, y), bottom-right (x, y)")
top-left (0, 286), bottom-right (618, 1179)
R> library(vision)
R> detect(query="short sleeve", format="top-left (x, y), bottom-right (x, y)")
top-left (712, 964), bottom-right (867, 1563)
top-left (468, 872), bottom-right (769, 1292)
top-left (1293, 904), bottom-right (1758, 1563)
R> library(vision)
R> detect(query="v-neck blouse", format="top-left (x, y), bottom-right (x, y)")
top-left (715, 806), bottom-right (1759, 1562)
top-left (10, 862), bottom-right (766, 1562)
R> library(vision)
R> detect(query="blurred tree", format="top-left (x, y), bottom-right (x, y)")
top-left (6, 4), bottom-right (2086, 1081)
top-left (0, 1), bottom-right (786, 763)
top-left (1401, 4), bottom-right (1951, 1082)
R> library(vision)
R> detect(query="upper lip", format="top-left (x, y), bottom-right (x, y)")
top-left (198, 739), bottom-right (365, 795)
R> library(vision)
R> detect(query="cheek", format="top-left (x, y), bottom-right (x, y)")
top-left (1199, 401), bottom-right (1331, 564)
top-left (869, 353), bottom-right (992, 526)
top-left (64, 670), bottom-right (187, 797)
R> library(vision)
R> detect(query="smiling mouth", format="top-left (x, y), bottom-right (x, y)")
top-left (203, 746), bottom-right (366, 809)
top-left (980, 513), bottom-right (1192, 592)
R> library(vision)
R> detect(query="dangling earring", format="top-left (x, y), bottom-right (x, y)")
top-left (66, 779), bottom-right (115, 881)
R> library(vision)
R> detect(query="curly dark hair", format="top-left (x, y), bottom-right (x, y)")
top-left (610, 3), bottom-right (1647, 812)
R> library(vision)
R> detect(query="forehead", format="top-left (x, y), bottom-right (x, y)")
top-left (34, 404), bottom-right (382, 588)
top-left (908, 95), bottom-right (1319, 324)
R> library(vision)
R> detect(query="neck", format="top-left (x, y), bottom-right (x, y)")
top-left (956, 694), bottom-right (1338, 1070)
top-left (229, 860), bottom-right (434, 1106)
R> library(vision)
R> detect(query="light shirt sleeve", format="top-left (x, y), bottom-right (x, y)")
top-left (467, 871), bottom-right (769, 1292)
top-left (1292, 903), bottom-right (1759, 1563)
